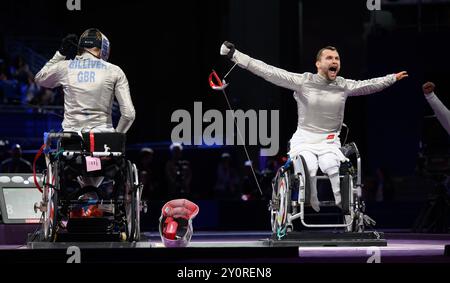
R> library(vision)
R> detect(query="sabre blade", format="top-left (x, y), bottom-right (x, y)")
top-left (223, 62), bottom-right (238, 80)
top-left (220, 88), bottom-right (263, 196)
top-left (209, 67), bottom-right (263, 196)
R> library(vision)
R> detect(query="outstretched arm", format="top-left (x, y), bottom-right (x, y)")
top-left (345, 71), bottom-right (407, 96)
top-left (220, 41), bottom-right (306, 91)
top-left (423, 82), bottom-right (450, 135)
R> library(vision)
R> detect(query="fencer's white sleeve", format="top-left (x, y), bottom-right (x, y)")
top-left (114, 67), bottom-right (136, 133)
top-left (232, 49), bottom-right (307, 91)
top-left (34, 51), bottom-right (67, 88)
top-left (425, 92), bottom-right (450, 135)
top-left (345, 74), bottom-right (396, 97)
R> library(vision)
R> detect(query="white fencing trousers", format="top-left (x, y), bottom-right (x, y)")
top-left (293, 150), bottom-right (342, 211)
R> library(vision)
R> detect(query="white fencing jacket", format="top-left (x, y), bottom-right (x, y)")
top-left (425, 92), bottom-right (450, 135)
top-left (35, 51), bottom-right (135, 133)
top-left (231, 49), bottom-right (397, 158)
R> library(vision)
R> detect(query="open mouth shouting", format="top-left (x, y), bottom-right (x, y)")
top-left (328, 65), bottom-right (338, 78)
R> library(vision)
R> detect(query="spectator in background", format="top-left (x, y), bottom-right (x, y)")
top-left (10, 55), bottom-right (34, 104)
top-left (11, 55), bottom-right (33, 85)
top-left (0, 59), bottom-right (7, 79)
top-left (139, 147), bottom-right (160, 200)
top-left (165, 143), bottom-right (192, 199)
top-left (214, 152), bottom-right (240, 200)
top-left (240, 160), bottom-right (261, 201)
top-left (0, 59), bottom-right (21, 104)
top-left (0, 55), bottom-right (51, 106)
top-left (30, 87), bottom-right (56, 106)
top-left (374, 167), bottom-right (395, 202)
top-left (0, 62), bottom-right (7, 103)
top-left (0, 144), bottom-right (32, 173)
top-left (0, 140), bottom-right (10, 163)
top-left (259, 157), bottom-right (279, 200)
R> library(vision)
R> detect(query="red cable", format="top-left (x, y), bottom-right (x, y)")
top-left (89, 131), bottom-right (95, 152)
top-left (33, 144), bottom-right (45, 193)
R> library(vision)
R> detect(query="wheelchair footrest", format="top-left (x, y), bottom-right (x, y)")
top-left (67, 217), bottom-right (112, 234)
top-left (266, 231), bottom-right (387, 247)
top-left (304, 212), bottom-right (346, 217)
top-left (314, 201), bottom-right (340, 207)
top-left (55, 232), bottom-right (123, 242)
top-left (303, 201), bottom-right (350, 213)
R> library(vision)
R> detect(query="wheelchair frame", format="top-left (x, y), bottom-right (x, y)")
top-left (270, 142), bottom-right (374, 240)
top-left (35, 132), bottom-right (142, 242)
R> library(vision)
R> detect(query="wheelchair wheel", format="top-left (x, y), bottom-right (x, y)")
top-left (270, 171), bottom-right (291, 240)
top-left (129, 165), bottom-right (141, 241)
top-left (295, 155), bottom-right (310, 203)
top-left (43, 181), bottom-right (58, 241)
top-left (133, 164), bottom-right (141, 241)
top-left (125, 161), bottom-right (140, 241)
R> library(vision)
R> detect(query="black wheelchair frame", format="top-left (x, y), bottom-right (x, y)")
top-left (35, 132), bottom-right (142, 242)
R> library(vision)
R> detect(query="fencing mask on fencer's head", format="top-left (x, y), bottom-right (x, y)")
top-left (159, 199), bottom-right (199, 248)
top-left (78, 28), bottom-right (110, 61)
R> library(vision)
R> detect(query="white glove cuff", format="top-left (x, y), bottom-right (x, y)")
top-left (233, 49), bottom-right (251, 68)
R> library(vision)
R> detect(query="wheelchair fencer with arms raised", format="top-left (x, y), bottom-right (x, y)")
top-left (269, 127), bottom-right (377, 240)
top-left (33, 131), bottom-right (143, 242)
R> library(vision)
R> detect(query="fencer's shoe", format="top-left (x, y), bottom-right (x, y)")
top-left (310, 196), bottom-right (320, 212)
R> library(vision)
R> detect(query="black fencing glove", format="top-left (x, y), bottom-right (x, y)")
top-left (220, 41), bottom-right (235, 59)
top-left (59, 34), bottom-right (78, 59)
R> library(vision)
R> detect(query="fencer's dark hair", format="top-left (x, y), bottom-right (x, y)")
top-left (316, 46), bottom-right (338, 62)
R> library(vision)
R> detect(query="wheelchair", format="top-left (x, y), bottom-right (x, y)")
top-left (269, 141), bottom-right (377, 240)
top-left (34, 132), bottom-right (143, 242)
